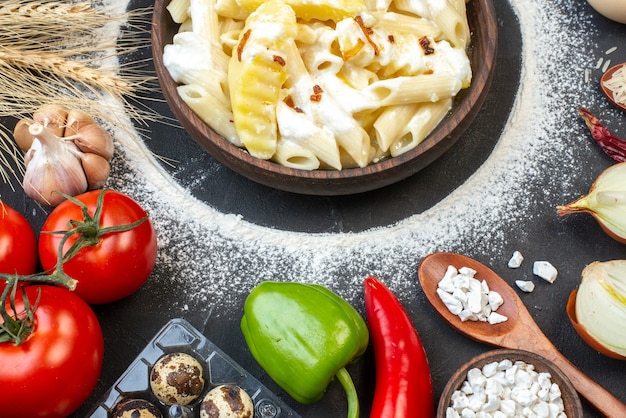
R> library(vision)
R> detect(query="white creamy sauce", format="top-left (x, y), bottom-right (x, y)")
top-left (163, 33), bottom-right (214, 82)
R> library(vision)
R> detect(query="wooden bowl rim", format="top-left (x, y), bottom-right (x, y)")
top-left (601, 62), bottom-right (626, 112)
top-left (151, 0), bottom-right (498, 195)
top-left (437, 348), bottom-right (583, 418)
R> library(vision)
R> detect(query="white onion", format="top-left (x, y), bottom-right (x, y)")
top-left (575, 260), bottom-right (626, 358)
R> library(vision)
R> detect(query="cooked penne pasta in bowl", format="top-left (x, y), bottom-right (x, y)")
top-left (152, 0), bottom-right (497, 195)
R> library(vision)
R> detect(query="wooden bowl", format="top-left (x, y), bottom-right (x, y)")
top-left (151, 1), bottom-right (498, 195)
top-left (437, 348), bottom-right (583, 418)
top-left (601, 63), bottom-right (626, 112)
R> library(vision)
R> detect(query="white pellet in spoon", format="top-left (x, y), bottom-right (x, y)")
top-left (436, 265), bottom-right (508, 324)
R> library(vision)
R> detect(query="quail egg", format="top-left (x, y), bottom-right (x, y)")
top-left (200, 384), bottom-right (254, 418)
top-left (150, 352), bottom-right (205, 406)
top-left (112, 398), bottom-right (163, 418)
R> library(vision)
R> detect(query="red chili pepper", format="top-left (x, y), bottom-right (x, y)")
top-left (578, 106), bottom-right (626, 163)
top-left (363, 276), bottom-right (435, 418)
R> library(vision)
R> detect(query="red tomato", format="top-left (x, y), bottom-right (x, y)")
top-left (0, 284), bottom-right (104, 418)
top-left (0, 202), bottom-right (37, 275)
top-left (38, 190), bottom-right (157, 304)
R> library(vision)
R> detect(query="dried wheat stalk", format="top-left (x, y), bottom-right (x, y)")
top-left (0, 48), bottom-right (133, 98)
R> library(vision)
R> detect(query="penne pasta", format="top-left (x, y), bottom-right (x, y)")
top-left (428, 1), bottom-right (470, 49)
top-left (363, 75), bottom-right (462, 107)
top-left (177, 84), bottom-right (240, 146)
top-left (189, 0), bottom-right (221, 43)
top-left (276, 102), bottom-right (341, 170)
top-left (370, 11), bottom-right (441, 37)
top-left (215, 0), bottom-right (249, 20)
top-left (166, 0), bottom-right (190, 23)
top-left (163, 32), bottom-right (229, 93)
top-left (273, 139), bottom-right (320, 170)
top-left (373, 103), bottom-right (420, 152)
top-left (389, 99), bottom-right (452, 156)
top-left (236, 0), bottom-right (367, 22)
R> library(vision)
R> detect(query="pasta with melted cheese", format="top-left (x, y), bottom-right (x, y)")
top-left (163, 0), bottom-right (472, 170)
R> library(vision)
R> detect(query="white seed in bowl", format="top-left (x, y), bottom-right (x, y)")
top-left (437, 265), bottom-right (508, 324)
top-left (446, 359), bottom-right (566, 418)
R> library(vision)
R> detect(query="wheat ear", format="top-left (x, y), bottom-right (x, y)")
top-left (0, 47), bottom-right (132, 96)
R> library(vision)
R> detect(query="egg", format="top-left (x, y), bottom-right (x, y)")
top-left (199, 384), bottom-right (254, 418)
top-left (587, 0), bottom-right (626, 24)
top-left (112, 398), bottom-right (163, 418)
top-left (150, 352), bottom-right (205, 406)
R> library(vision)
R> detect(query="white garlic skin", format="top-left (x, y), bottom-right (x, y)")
top-left (13, 105), bottom-right (114, 206)
top-left (23, 123), bottom-right (88, 207)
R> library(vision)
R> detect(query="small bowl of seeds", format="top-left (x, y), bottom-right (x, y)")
top-left (438, 348), bottom-right (582, 418)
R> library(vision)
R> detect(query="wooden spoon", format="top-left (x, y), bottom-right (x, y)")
top-left (601, 62), bottom-right (626, 112)
top-left (418, 252), bottom-right (626, 417)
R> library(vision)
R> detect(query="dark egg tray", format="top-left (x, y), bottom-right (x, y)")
top-left (88, 318), bottom-right (301, 417)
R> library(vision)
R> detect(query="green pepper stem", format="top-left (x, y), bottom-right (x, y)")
top-left (335, 367), bottom-right (359, 418)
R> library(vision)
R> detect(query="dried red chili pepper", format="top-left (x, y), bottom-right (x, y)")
top-left (578, 106), bottom-right (626, 163)
top-left (363, 276), bottom-right (435, 418)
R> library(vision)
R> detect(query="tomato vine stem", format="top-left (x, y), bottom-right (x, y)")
top-left (0, 189), bottom-right (149, 345)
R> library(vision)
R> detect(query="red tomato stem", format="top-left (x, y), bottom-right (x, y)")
top-left (42, 189), bottom-right (149, 267)
top-left (0, 282), bottom-right (39, 344)
top-left (363, 276), bottom-right (435, 418)
top-left (38, 189), bottom-right (157, 304)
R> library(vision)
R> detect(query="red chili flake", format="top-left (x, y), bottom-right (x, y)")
top-left (310, 85), bottom-right (324, 102)
top-left (283, 96), bottom-right (304, 113)
top-left (273, 55), bottom-right (286, 66)
top-left (284, 96), bottom-right (295, 107)
top-left (419, 36), bottom-right (434, 55)
top-left (237, 29), bottom-right (251, 61)
top-left (578, 106), bottom-right (626, 163)
top-left (354, 15), bottom-right (379, 56)
top-left (388, 34), bottom-right (395, 43)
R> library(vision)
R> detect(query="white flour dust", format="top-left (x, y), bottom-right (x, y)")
top-left (107, 0), bottom-right (618, 314)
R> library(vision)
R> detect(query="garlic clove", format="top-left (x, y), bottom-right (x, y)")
top-left (81, 153), bottom-right (110, 189)
top-left (23, 122), bottom-right (88, 206)
top-left (567, 260), bottom-right (626, 359)
top-left (65, 108), bottom-right (96, 134)
top-left (557, 162), bottom-right (626, 244)
top-left (65, 109), bottom-right (114, 160)
top-left (72, 123), bottom-right (114, 161)
top-left (33, 104), bottom-right (68, 137)
top-left (13, 118), bottom-right (35, 152)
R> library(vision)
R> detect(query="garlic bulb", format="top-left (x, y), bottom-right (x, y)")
top-left (557, 162), bottom-right (626, 244)
top-left (13, 105), bottom-right (114, 206)
top-left (567, 260), bottom-right (626, 359)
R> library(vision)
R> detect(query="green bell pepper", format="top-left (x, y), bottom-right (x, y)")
top-left (241, 281), bottom-right (368, 418)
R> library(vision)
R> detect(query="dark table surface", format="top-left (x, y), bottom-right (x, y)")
top-left (1, 0), bottom-right (626, 417)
